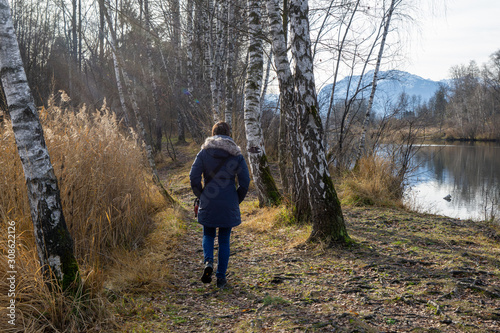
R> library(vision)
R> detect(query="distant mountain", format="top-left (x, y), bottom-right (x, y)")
top-left (318, 70), bottom-right (449, 116)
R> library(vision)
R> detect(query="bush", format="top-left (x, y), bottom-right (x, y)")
top-left (340, 155), bottom-right (404, 207)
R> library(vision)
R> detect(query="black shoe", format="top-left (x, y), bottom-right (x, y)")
top-left (216, 278), bottom-right (227, 289)
top-left (201, 262), bottom-right (213, 284)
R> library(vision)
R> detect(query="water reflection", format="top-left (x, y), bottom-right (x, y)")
top-left (405, 142), bottom-right (500, 221)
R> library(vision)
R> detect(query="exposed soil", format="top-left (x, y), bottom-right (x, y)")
top-left (112, 146), bottom-right (500, 333)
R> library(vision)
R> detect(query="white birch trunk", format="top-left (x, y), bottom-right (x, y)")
top-left (224, 0), bottom-right (235, 127)
top-left (260, 51), bottom-right (272, 114)
top-left (356, 0), bottom-right (397, 162)
top-left (266, 0), bottom-right (309, 217)
top-left (290, 0), bottom-right (349, 244)
top-left (244, 0), bottom-right (281, 206)
top-left (216, 1), bottom-right (226, 119)
top-left (202, 0), bottom-right (212, 84)
top-left (111, 47), bottom-right (130, 126)
top-left (186, 0), bottom-right (195, 95)
top-left (203, 0), bottom-right (220, 122)
top-left (0, 0), bottom-right (79, 289)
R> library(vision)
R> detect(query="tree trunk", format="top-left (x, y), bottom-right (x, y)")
top-left (216, 1), bottom-right (227, 121)
top-left (245, 0), bottom-right (281, 207)
top-left (106, 1), bottom-right (130, 125)
top-left (177, 0), bottom-right (204, 144)
top-left (324, 0), bottom-right (360, 150)
top-left (224, 0), bottom-right (236, 127)
top-left (260, 51), bottom-right (272, 114)
top-left (111, 47), bottom-right (130, 126)
top-left (289, 0), bottom-right (349, 244)
top-left (186, 0), bottom-right (195, 104)
top-left (267, 0), bottom-right (309, 219)
top-left (203, 0), bottom-right (220, 123)
top-left (356, 0), bottom-right (397, 163)
top-left (72, 0), bottom-right (77, 64)
top-left (0, 0), bottom-right (79, 290)
top-left (144, 0), bottom-right (163, 151)
top-left (99, 0), bottom-right (105, 61)
top-left (169, 0), bottom-right (186, 143)
top-left (78, 0), bottom-right (82, 71)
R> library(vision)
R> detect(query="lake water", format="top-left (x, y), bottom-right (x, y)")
top-left (404, 142), bottom-right (500, 221)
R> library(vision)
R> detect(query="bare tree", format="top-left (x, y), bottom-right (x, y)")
top-left (267, 0), bottom-right (310, 221)
top-left (144, 0), bottom-right (164, 151)
top-left (290, 0), bottom-right (349, 244)
top-left (168, 0), bottom-right (186, 143)
top-left (448, 61), bottom-right (484, 139)
top-left (323, 0), bottom-right (361, 150)
top-left (224, 0), bottom-right (236, 127)
top-left (177, 0), bottom-right (206, 143)
top-left (202, 0), bottom-right (221, 122)
top-left (0, 0), bottom-right (79, 290)
top-left (326, 13), bottom-right (384, 170)
top-left (245, 0), bottom-right (281, 206)
top-left (356, 0), bottom-right (400, 162)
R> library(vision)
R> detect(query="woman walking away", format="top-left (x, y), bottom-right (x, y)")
top-left (189, 122), bottom-right (250, 289)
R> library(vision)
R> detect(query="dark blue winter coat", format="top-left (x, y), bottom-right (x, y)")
top-left (189, 135), bottom-right (250, 228)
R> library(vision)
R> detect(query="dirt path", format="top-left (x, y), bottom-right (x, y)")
top-left (113, 147), bottom-right (500, 332)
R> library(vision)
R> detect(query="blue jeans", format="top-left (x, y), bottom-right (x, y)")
top-left (202, 226), bottom-right (232, 280)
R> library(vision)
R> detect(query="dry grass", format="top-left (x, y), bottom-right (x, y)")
top-left (0, 97), bottom-right (170, 332)
top-left (339, 155), bottom-right (404, 207)
top-left (239, 201), bottom-right (310, 249)
top-left (104, 206), bottom-right (186, 293)
top-left (239, 200), bottom-right (285, 234)
top-left (0, 237), bottom-right (111, 332)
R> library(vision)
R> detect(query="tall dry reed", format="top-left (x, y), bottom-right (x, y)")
top-left (0, 97), bottom-right (165, 331)
top-left (340, 155), bottom-right (404, 207)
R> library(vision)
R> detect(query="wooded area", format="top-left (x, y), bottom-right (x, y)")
top-left (1, 0), bottom-right (499, 281)
top-left (5, 0), bottom-right (409, 249)
top-left (1, 0), bottom-right (500, 331)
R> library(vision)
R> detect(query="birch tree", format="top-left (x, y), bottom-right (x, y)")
top-left (323, 0), bottom-right (361, 150)
top-left (224, 0), bottom-right (236, 127)
top-left (0, 0), bottom-right (79, 289)
top-left (356, 0), bottom-right (399, 162)
top-left (169, 0), bottom-right (186, 143)
top-left (215, 1), bottom-right (227, 120)
top-left (203, 0), bottom-right (221, 122)
top-left (326, 3), bottom-right (383, 169)
top-left (266, 0), bottom-right (310, 221)
top-left (290, 0), bottom-right (349, 244)
top-left (109, 30), bottom-right (130, 126)
top-left (144, 0), bottom-right (164, 151)
top-left (178, 0), bottom-right (205, 144)
top-left (244, 0), bottom-right (281, 206)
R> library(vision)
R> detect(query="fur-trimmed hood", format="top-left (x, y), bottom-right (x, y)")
top-left (201, 135), bottom-right (242, 156)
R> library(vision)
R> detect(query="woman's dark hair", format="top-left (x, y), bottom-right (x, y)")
top-left (212, 121), bottom-right (231, 136)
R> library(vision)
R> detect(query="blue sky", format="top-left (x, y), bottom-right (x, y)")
top-left (404, 0), bottom-right (500, 81)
